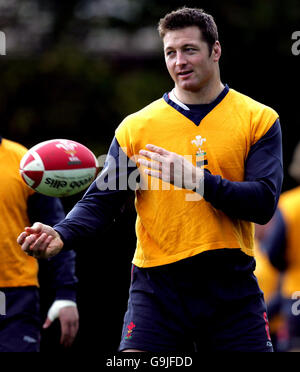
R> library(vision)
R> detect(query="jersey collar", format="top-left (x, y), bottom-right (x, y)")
top-left (163, 84), bottom-right (229, 126)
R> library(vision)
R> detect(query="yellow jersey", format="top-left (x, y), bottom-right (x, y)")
top-left (115, 88), bottom-right (279, 267)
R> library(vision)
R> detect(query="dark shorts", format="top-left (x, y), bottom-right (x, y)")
top-left (0, 287), bottom-right (41, 352)
top-left (119, 249), bottom-right (273, 352)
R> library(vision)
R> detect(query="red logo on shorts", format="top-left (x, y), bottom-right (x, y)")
top-left (125, 322), bottom-right (136, 340)
top-left (263, 312), bottom-right (271, 341)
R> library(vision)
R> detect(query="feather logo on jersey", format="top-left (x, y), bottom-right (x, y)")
top-left (191, 135), bottom-right (208, 168)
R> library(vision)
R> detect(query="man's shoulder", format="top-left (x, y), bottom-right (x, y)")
top-left (114, 97), bottom-right (168, 158)
top-left (229, 88), bottom-right (278, 117)
top-left (121, 97), bottom-right (168, 125)
top-left (115, 97), bottom-right (168, 142)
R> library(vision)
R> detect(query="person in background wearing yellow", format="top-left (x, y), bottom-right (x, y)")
top-left (260, 143), bottom-right (300, 351)
top-left (0, 135), bottom-right (79, 351)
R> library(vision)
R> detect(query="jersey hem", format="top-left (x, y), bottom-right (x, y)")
top-left (0, 280), bottom-right (39, 288)
top-left (132, 243), bottom-right (254, 268)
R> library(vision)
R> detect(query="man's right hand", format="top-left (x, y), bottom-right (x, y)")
top-left (17, 222), bottom-right (64, 259)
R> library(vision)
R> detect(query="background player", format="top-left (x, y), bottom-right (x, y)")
top-left (254, 222), bottom-right (288, 351)
top-left (260, 142), bottom-right (300, 351)
top-left (0, 134), bottom-right (79, 352)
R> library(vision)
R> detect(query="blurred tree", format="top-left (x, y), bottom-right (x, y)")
top-left (1, 0), bottom-right (299, 160)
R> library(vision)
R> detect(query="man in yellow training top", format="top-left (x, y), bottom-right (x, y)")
top-left (17, 7), bottom-right (283, 352)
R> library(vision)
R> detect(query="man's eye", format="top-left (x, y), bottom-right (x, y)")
top-left (166, 50), bottom-right (175, 56)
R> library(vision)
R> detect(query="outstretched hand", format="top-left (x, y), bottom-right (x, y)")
top-left (138, 144), bottom-right (203, 191)
top-left (17, 222), bottom-right (64, 259)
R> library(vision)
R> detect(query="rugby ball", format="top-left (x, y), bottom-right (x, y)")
top-left (20, 139), bottom-right (99, 197)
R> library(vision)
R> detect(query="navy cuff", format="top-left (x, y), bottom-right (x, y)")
top-left (54, 226), bottom-right (74, 251)
top-left (55, 286), bottom-right (77, 302)
top-left (203, 169), bottom-right (219, 202)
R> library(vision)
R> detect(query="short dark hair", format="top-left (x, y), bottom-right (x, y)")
top-left (158, 7), bottom-right (218, 55)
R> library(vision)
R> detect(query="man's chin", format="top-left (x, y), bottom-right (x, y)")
top-left (180, 83), bottom-right (201, 93)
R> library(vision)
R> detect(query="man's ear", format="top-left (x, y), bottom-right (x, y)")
top-left (212, 41), bottom-right (221, 62)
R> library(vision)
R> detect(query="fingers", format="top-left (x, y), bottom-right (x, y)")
top-left (43, 317), bottom-right (52, 329)
top-left (139, 149), bottom-right (163, 163)
top-left (139, 144), bottom-right (170, 161)
top-left (17, 231), bottom-right (29, 245)
top-left (21, 232), bottom-right (54, 258)
top-left (139, 145), bottom-right (173, 182)
top-left (60, 320), bottom-right (79, 348)
top-left (138, 153), bottom-right (163, 180)
top-left (138, 144), bottom-right (200, 190)
top-left (139, 145), bottom-right (170, 172)
top-left (43, 313), bottom-right (78, 348)
top-left (17, 222), bottom-right (44, 244)
top-left (59, 308), bottom-right (79, 348)
top-left (17, 222), bottom-right (63, 259)
top-left (145, 144), bottom-right (170, 156)
top-left (19, 233), bottom-right (37, 253)
top-left (25, 222), bottom-right (44, 235)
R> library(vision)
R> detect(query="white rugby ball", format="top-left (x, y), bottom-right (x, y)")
top-left (20, 139), bottom-right (99, 197)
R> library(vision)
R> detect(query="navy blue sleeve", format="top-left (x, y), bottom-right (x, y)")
top-left (54, 137), bottom-right (137, 249)
top-left (28, 193), bottom-right (78, 301)
top-left (203, 119), bottom-right (283, 224)
top-left (38, 250), bottom-right (78, 302)
top-left (260, 208), bottom-right (287, 271)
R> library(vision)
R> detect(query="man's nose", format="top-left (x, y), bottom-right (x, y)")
top-left (176, 51), bottom-right (187, 66)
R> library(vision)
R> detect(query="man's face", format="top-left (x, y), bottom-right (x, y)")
top-left (163, 26), bottom-right (218, 94)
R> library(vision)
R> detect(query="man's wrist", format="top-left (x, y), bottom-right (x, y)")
top-left (47, 300), bottom-right (77, 322)
top-left (192, 167), bottom-right (204, 195)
